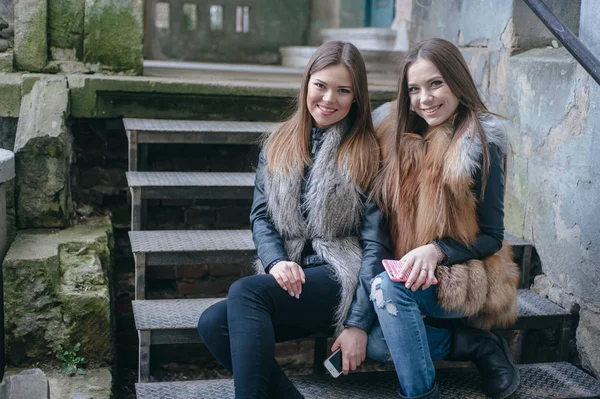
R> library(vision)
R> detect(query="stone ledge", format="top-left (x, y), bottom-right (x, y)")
top-left (1, 367), bottom-right (112, 399)
top-left (0, 148), bottom-right (15, 184)
top-left (68, 73), bottom-right (395, 118)
top-left (0, 50), bottom-right (13, 72)
top-left (3, 216), bottom-right (114, 365)
top-left (0, 73), bottom-right (22, 117)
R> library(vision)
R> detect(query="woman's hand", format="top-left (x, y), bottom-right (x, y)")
top-left (269, 261), bottom-right (306, 299)
top-left (400, 244), bottom-right (438, 292)
top-left (331, 326), bottom-right (367, 375)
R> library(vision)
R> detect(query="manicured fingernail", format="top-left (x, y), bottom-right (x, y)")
top-left (290, 292), bottom-right (295, 297)
top-left (295, 294), bottom-right (300, 299)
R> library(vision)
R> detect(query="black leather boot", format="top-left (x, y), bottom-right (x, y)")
top-left (398, 383), bottom-right (440, 399)
top-left (446, 327), bottom-right (519, 399)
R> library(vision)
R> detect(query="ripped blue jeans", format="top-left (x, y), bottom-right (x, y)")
top-left (367, 271), bottom-right (463, 398)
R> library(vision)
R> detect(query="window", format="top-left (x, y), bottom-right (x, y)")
top-left (235, 6), bottom-right (250, 33)
top-left (183, 3), bottom-right (197, 30)
top-left (155, 2), bottom-right (170, 29)
top-left (210, 5), bottom-right (224, 31)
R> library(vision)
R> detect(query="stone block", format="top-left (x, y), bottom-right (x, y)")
top-left (48, 0), bottom-right (85, 61)
top-left (321, 28), bottom-right (397, 51)
top-left (1, 368), bottom-right (50, 399)
top-left (3, 216), bottom-right (114, 365)
top-left (83, 0), bottom-right (143, 74)
top-left (0, 73), bottom-right (22, 117)
top-left (0, 50), bottom-right (13, 72)
top-left (13, 0), bottom-right (47, 71)
top-left (47, 367), bottom-right (112, 399)
top-left (14, 75), bottom-right (72, 228)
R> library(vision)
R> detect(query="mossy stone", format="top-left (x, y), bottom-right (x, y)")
top-left (2, 216), bottom-right (114, 365)
top-left (83, 0), bottom-right (143, 74)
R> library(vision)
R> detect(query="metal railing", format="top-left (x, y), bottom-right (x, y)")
top-left (523, 0), bottom-right (600, 86)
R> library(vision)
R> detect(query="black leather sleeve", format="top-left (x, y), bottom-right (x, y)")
top-left (249, 151), bottom-right (289, 271)
top-left (436, 142), bottom-right (505, 265)
top-left (344, 200), bottom-right (394, 332)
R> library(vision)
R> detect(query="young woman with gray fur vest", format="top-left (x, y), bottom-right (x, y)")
top-left (365, 38), bottom-right (520, 399)
top-left (198, 41), bottom-right (398, 398)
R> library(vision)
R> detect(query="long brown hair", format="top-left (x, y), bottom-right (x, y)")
top-left (264, 41), bottom-right (379, 192)
top-left (377, 38), bottom-right (492, 212)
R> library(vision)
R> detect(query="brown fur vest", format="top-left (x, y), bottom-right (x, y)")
top-left (373, 102), bottom-right (520, 329)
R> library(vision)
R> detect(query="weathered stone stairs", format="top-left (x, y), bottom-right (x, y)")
top-left (124, 117), bottom-right (600, 398)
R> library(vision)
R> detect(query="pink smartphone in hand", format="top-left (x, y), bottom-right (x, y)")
top-left (382, 259), bottom-right (438, 285)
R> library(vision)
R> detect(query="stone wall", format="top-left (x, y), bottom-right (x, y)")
top-left (405, 0), bottom-right (599, 377)
top-left (10, 0), bottom-right (143, 73)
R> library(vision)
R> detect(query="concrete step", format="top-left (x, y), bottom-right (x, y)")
top-left (132, 289), bottom-right (570, 345)
top-left (135, 362), bottom-right (600, 399)
top-left (123, 119), bottom-right (274, 171)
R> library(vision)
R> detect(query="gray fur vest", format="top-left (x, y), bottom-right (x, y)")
top-left (253, 121), bottom-right (365, 334)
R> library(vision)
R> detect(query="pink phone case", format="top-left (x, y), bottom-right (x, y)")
top-left (382, 259), bottom-right (411, 282)
top-left (382, 259), bottom-right (438, 285)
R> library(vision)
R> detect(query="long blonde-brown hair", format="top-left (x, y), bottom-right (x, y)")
top-left (377, 38), bottom-right (492, 212)
top-left (264, 41), bottom-right (379, 192)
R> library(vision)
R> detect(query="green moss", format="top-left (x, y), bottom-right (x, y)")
top-left (0, 74), bottom-right (22, 117)
top-left (48, 0), bottom-right (85, 60)
top-left (3, 256), bottom-right (62, 307)
top-left (14, 7), bottom-right (47, 71)
top-left (61, 294), bottom-right (112, 363)
top-left (84, 3), bottom-right (143, 73)
top-left (3, 217), bottom-right (114, 365)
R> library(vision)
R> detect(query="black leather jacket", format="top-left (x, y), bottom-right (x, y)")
top-left (249, 133), bottom-right (393, 332)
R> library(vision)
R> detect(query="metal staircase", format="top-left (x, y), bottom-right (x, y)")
top-left (124, 118), bottom-right (600, 398)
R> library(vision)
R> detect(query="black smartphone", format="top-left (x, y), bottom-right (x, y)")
top-left (323, 349), bottom-right (343, 378)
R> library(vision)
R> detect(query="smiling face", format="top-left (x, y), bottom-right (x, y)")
top-left (306, 64), bottom-right (355, 129)
top-left (407, 57), bottom-right (460, 128)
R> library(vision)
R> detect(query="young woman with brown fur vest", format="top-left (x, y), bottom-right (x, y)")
top-left (366, 38), bottom-right (520, 399)
top-left (198, 41), bottom-right (396, 398)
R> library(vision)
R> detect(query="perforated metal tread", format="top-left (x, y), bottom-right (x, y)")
top-left (517, 289), bottom-right (570, 317)
top-left (133, 298), bottom-right (223, 330)
top-left (127, 172), bottom-right (255, 188)
top-left (129, 230), bottom-right (254, 253)
top-left (123, 118), bottom-right (276, 136)
top-left (132, 289), bottom-right (568, 332)
top-left (130, 230), bottom-right (529, 255)
top-left (136, 362), bottom-right (600, 399)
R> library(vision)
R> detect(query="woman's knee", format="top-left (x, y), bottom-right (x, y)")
top-left (370, 271), bottom-right (414, 314)
top-left (197, 300), bottom-right (228, 342)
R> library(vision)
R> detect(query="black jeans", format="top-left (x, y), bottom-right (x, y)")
top-left (197, 265), bottom-right (340, 399)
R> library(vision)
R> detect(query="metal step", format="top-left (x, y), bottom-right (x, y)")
top-left (127, 172), bottom-right (255, 198)
top-left (132, 289), bottom-right (570, 345)
top-left (136, 362), bottom-right (600, 399)
top-left (129, 230), bottom-right (529, 264)
top-left (132, 289), bottom-right (573, 383)
top-left (124, 119), bottom-right (274, 171)
top-left (128, 172), bottom-right (255, 230)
